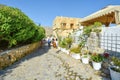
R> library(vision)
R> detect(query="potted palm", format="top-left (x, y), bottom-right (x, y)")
top-left (70, 46), bottom-right (81, 59)
top-left (109, 57), bottom-right (120, 80)
top-left (91, 53), bottom-right (104, 70)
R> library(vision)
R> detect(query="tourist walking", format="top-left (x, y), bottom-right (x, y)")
top-left (47, 37), bottom-right (51, 47)
top-left (52, 38), bottom-right (57, 48)
top-left (55, 38), bottom-right (58, 48)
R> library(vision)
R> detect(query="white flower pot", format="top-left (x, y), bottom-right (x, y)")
top-left (109, 67), bottom-right (120, 80)
top-left (65, 50), bottom-right (69, 54)
top-left (60, 48), bottom-right (69, 54)
top-left (60, 48), bottom-right (66, 52)
top-left (71, 53), bottom-right (81, 59)
top-left (92, 61), bottom-right (102, 70)
top-left (81, 57), bottom-right (89, 64)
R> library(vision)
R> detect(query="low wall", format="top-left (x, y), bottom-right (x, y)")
top-left (0, 41), bottom-right (42, 69)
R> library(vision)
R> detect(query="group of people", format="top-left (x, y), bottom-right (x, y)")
top-left (47, 37), bottom-right (58, 48)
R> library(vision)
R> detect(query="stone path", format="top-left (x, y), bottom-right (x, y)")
top-left (0, 45), bottom-right (110, 80)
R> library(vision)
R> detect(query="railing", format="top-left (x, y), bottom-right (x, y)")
top-left (100, 33), bottom-right (120, 57)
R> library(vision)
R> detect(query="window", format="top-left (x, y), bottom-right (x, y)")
top-left (61, 23), bottom-right (66, 29)
top-left (70, 23), bottom-right (74, 29)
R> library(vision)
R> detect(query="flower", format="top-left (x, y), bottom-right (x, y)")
top-left (103, 52), bottom-right (109, 58)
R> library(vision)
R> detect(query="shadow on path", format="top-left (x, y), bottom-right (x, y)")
top-left (0, 44), bottom-right (51, 76)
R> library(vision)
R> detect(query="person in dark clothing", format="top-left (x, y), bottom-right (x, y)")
top-left (48, 38), bottom-right (51, 47)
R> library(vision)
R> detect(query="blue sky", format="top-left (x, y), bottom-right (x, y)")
top-left (0, 0), bottom-right (120, 27)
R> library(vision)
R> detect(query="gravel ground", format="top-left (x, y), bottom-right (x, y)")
top-left (0, 44), bottom-right (110, 80)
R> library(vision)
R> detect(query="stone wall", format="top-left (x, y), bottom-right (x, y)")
top-left (87, 32), bottom-right (99, 52)
top-left (0, 41), bottom-right (42, 69)
top-left (87, 32), bottom-right (104, 54)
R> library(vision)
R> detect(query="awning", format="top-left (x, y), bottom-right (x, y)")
top-left (80, 5), bottom-right (120, 26)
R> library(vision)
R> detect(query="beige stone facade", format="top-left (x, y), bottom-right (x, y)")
top-left (53, 16), bottom-right (81, 38)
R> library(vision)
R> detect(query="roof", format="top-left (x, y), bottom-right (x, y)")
top-left (80, 5), bottom-right (120, 26)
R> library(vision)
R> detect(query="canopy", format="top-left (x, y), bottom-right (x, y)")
top-left (80, 5), bottom-right (120, 26)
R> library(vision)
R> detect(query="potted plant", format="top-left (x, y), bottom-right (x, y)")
top-left (81, 48), bottom-right (90, 64)
top-left (59, 40), bottom-right (67, 53)
top-left (109, 57), bottom-right (120, 80)
top-left (70, 46), bottom-right (81, 59)
top-left (91, 53), bottom-right (104, 70)
top-left (59, 38), bottom-right (71, 54)
top-left (65, 37), bottom-right (73, 49)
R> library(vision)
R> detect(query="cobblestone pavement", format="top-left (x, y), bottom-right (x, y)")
top-left (0, 45), bottom-right (110, 80)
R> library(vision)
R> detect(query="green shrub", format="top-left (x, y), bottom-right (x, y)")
top-left (83, 25), bottom-right (92, 37)
top-left (31, 26), bottom-right (45, 42)
top-left (65, 37), bottom-right (72, 45)
top-left (59, 37), bottom-right (72, 49)
top-left (111, 57), bottom-right (120, 72)
top-left (59, 40), bottom-right (67, 48)
top-left (83, 22), bottom-right (102, 36)
top-left (0, 5), bottom-right (45, 48)
top-left (93, 22), bottom-right (102, 28)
